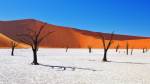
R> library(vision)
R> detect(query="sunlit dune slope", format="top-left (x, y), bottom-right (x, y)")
top-left (0, 33), bottom-right (27, 48)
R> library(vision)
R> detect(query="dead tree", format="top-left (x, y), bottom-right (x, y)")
top-left (143, 48), bottom-right (145, 53)
top-left (131, 47), bottom-right (134, 55)
top-left (17, 23), bottom-right (54, 65)
top-left (126, 42), bottom-right (129, 55)
top-left (99, 33), bottom-right (114, 62)
top-left (88, 46), bottom-right (92, 53)
top-left (11, 41), bottom-right (18, 56)
top-left (145, 48), bottom-right (148, 52)
top-left (116, 42), bottom-right (120, 52)
top-left (66, 46), bottom-right (69, 52)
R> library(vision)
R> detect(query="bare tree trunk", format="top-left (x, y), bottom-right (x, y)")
top-left (116, 43), bottom-right (119, 52)
top-left (131, 48), bottom-right (134, 55)
top-left (145, 48), bottom-right (148, 52)
top-left (126, 42), bottom-right (129, 55)
top-left (32, 49), bottom-right (39, 65)
top-left (11, 47), bottom-right (15, 56)
top-left (103, 50), bottom-right (107, 61)
top-left (89, 47), bottom-right (92, 53)
top-left (146, 48), bottom-right (148, 52)
top-left (66, 47), bottom-right (68, 52)
top-left (143, 48), bottom-right (145, 53)
top-left (127, 48), bottom-right (128, 55)
top-left (116, 47), bottom-right (119, 52)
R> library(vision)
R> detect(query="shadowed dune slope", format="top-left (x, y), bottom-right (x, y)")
top-left (0, 19), bottom-right (149, 48)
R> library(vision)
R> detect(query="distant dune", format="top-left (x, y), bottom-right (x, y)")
top-left (0, 33), bottom-right (27, 48)
top-left (0, 19), bottom-right (149, 49)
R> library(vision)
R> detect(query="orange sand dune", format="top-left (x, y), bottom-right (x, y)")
top-left (0, 19), bottom-right (149, 49)
top-left (0, 33), bottom-right (27, 48)
top-left (116, 39), bottom-right (150, 49)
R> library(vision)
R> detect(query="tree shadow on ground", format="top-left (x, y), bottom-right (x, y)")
top-left (39, 64), bottom-right (100, 71)
top-left (109, 61), bottom-right (150, 65)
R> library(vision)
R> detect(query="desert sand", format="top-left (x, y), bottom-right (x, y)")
top-left (0, 49), bottom-right (150, 84)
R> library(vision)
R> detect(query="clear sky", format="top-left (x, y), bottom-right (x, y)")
top-left (0, 0), bottom-right (150, 36)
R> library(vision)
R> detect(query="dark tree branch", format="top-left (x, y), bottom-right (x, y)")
top-left (99, 34), bottom-right (106, 49)
top-left (18, 38), bottom-right (33, 46)
top-left (106, 33), bottom-right (114, 50)
top-left (36, 23), bottom-right (47, 39)
top-left (38, 31), bottom-right (54, 44)
top-left (17, 34), bottom-right (35, 43)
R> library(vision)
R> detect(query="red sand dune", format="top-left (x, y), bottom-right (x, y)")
top-left (0, 19), bottom-right (149, 49)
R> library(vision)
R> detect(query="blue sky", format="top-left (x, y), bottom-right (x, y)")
top-left (0, 0), bottom-right (150, 36)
